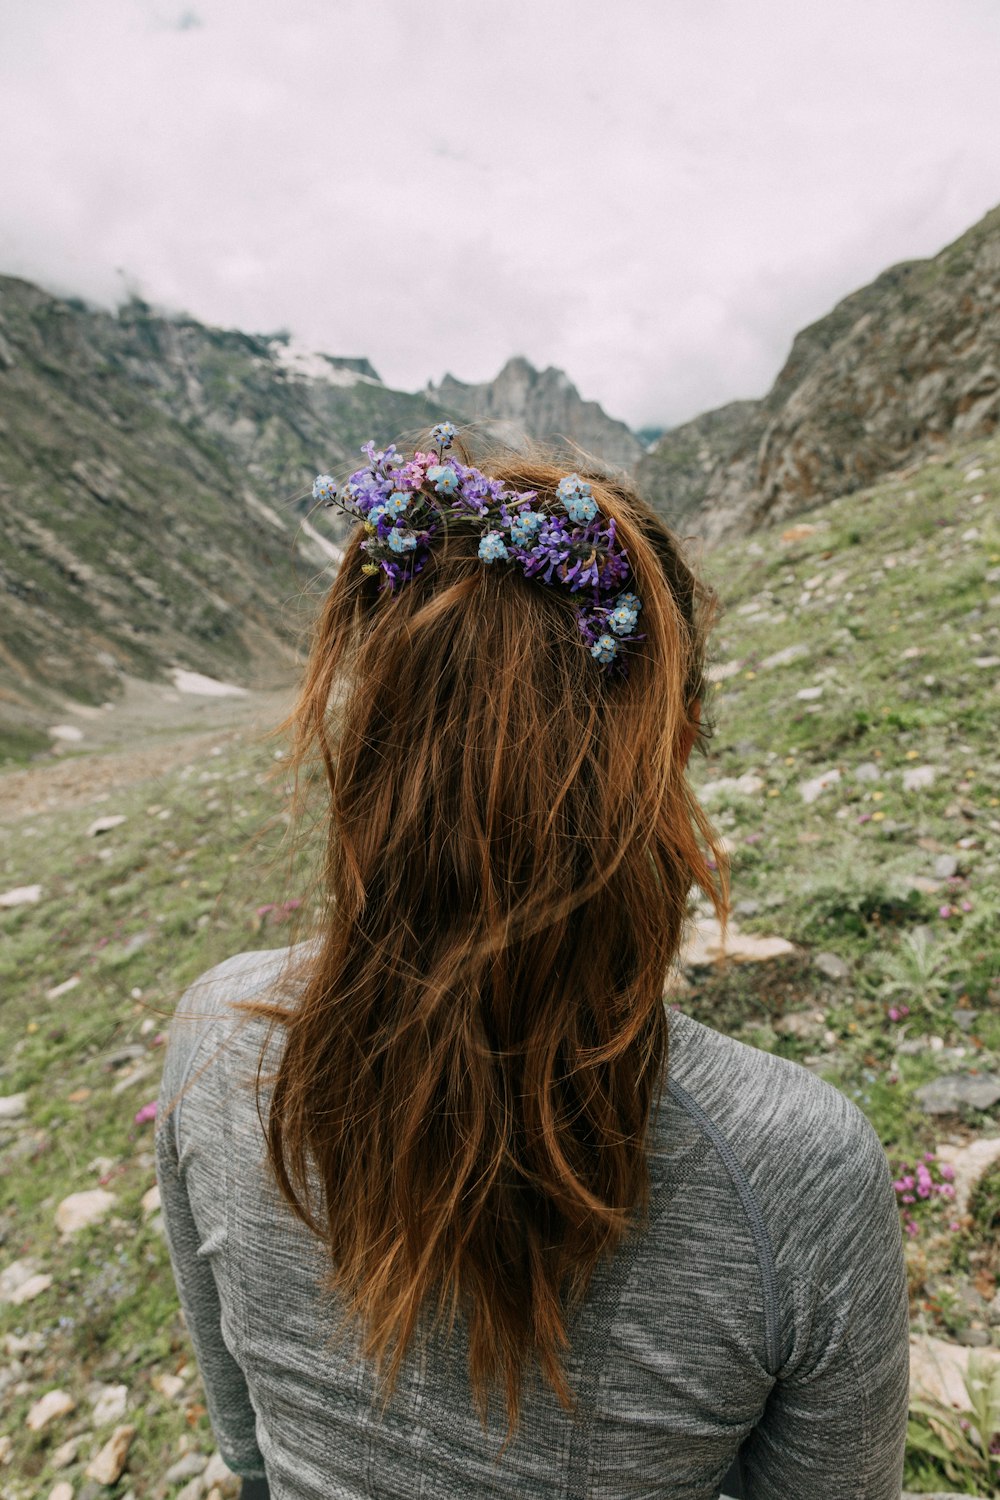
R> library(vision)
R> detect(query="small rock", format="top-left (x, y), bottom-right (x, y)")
top-left (86, 815), bottom-right (127, 837)
top-left (141, 1184), bottom-right (161, 1216)
top-left (914, 1073), bottom-right (1000, 1115)
top-left (0, 1434), bottom-right (11, 1464)
top-left (5, 1330), bottom-right (45, 1355)
top-left (705, 660), bottom-right (742, 682)
top-left (734, 899), bottom-right (760, 917)
top-left (0, 1093), bottom-right (27, 1120)
top-left (759, 643), bottom-right (810, 670)
top-left (49, 723), bottom-right (84, 741)
top-left (774, 1009), bottom-right (827, 1041)
top-left (46, 975), bottom-right (81, 1000)
top-left (780, 523), bottom-right (817, 543)
top-left (165, 1451), bottom-right (209, 1484)
top-left (853, 762), bottom-right (880, 783)
top-left (26, 1388), bottom-right (77, 1430)
top-left (90, 1382), bottom-right (128, 1426)
top-left (795, 685), bottom-right (824, 700)
top-left (698, 773), bottom-right (764, 801)
top-left (85, 1424), bottom-right (136, 1484)
top-left (903, 764), bottom-right (937, 791)
top-left (202, 1452), bottom-right (240, 1496)
top-left (48, 1483), bottom-right (74, 1500)
top-left (957, 1326), bottom-right (992, 1347)
top-left (0, 1257), bottom-right (39, 1301)
top-left (799, 768), bottom-right (841, 805)
top-left (987, 1290), bottom-right (1000, 1327)
top-left (151, 1372), bottom-right (185, 1399)
top-left (101, 1045), bottom-right (146, 1071)
top-left (0, 885), bottom-right (42, 907)
top-left (952, 1008), bottom-right (980, 1032)
top-left (682, 916), bottom-right (796, 967)
top-left (910, 1332), bottom-right (1000, 1409)
top-left (935, 1136), bottom-right (1000, 1216)
top-left (176, 1479), bottom-right (206, 1500)
top-left (55, 1189), bottom-right (116, 1235)
top-left (9, 1272), bottom-right (53, 1305)
top-left (52, 1434), bottom-right (85, 1468)
top-left (813, 951), bottom-right (850, 981)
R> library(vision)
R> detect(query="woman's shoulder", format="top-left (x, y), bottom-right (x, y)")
top-left (665, 1007), bottom-right (890, 1223)
top-left (160, 941), bottom-right (316, 1087)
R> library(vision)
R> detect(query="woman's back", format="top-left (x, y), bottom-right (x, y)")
top-left (156, 944), bottom-right (909, 1498)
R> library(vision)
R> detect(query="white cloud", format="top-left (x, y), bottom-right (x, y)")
top-left (0, 0), bottom-right (998, 428)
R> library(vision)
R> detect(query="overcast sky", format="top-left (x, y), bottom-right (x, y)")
top-left (1, 0), bottom-right (999, 430)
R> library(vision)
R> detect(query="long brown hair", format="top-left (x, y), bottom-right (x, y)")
top-left (180, 440), bottom-right (725, 1439)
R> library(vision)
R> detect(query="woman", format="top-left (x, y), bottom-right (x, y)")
top-left (155, 431), bottom-right (909, 1498)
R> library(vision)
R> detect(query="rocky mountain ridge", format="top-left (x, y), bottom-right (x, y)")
top-left (0, 278), bottom-right (647, 758)
top-left (0, 276), bottom-right (462, 756)
top-left (639, 202), bottom-right (1000, 538)
top-left (427, 356), bottom-right (645, 470)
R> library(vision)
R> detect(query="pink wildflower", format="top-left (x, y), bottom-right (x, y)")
top-left (134, 1100), bottom-right (158, 1126)
top-left (939, 1163), bottom-right (955, 1181)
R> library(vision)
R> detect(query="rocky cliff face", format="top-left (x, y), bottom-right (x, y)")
top-left (428, 356), bottom-right (645, 471)
top-left (638, 202), bottom-right (1000, 539)
top-left (0, 277), bottom-right (454, 748)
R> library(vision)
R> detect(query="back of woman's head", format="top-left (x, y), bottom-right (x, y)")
top-left (237, 435), bottom-right (726, 1442)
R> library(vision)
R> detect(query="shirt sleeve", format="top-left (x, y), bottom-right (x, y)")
top-left (740, 1108), bottom-right (910, 1498)
top-left (154, 1017), bottom-right (268, 1480)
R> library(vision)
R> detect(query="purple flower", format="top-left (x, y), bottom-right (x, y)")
top-left (939, 1163), bottom-right (955, 1181)
top-left (134, 1101), bottom-right (158, 1126)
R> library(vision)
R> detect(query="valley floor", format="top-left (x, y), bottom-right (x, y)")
top-left (2, 432), bottom-right (1000, 1496)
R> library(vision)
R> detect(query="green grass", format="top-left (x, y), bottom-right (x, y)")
top-left (1, 432), bottom-right (999, 1494)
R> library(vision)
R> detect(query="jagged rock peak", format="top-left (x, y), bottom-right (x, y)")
top-left (427, 356), bottom-right (644, 471)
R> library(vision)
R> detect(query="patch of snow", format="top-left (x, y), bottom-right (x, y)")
top-left (169, 670), bottom-right (249, 698)
top-left (299, 516), bottom-right (345, 566)
top-left (272, 340), bottom-right (380, 387)
top-left (244, 490), bottom-right (287, 531)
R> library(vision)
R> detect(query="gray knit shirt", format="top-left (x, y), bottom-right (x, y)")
top-left (155, 944), bottom-right (909, 1499)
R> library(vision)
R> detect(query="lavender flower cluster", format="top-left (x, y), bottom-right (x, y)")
top-left (313, 424), bottom-right (644, 669)
top-left (892, 1152), bottom-right (959, 1238)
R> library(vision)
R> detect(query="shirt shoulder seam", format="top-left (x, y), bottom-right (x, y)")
top-left (666, 1075), bottom-right (782, 1376)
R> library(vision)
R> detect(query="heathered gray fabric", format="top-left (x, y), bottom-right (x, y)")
top-left (155, 944), bottom-right (910, 1499)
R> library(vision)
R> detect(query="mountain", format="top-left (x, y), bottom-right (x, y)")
top-left (638, 202), bottom-right (1000, 539)
top-left (0, 275), bottom-right (456, 757)
top-left (427, 356), bottom-right (645, 470)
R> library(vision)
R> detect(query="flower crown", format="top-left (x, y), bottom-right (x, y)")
top-left (312, 423), bottom-right (644, 669)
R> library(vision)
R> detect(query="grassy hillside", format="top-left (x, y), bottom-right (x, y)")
top-left (0, 276), bottom-right (455, 758)
top-left (1, 435), bottom-right (999, 1494)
